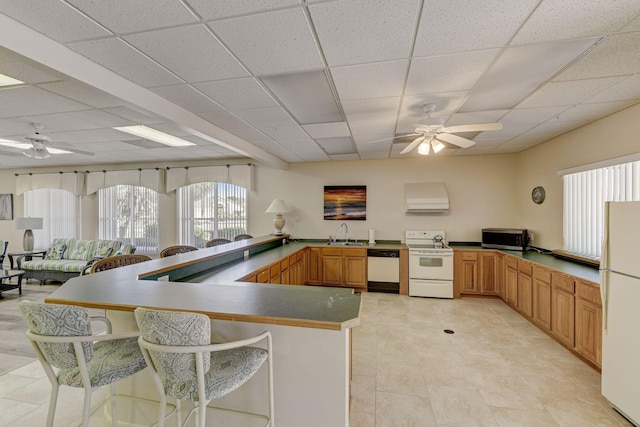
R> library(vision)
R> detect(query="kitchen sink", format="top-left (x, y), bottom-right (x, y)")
top-left (326, 241), bottom-right (365, 246)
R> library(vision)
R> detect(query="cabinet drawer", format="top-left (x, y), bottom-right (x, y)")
top-left (323, 247), bottom-right (343, 256)
top-left (256, 268), bottom-right (269, 283)
top-left (280, 258), bottom-right (289, 269)
top-left (576, 280), bottom-right (601, 305)
top-left (532, 265), bottom-right (551, 283)
top-left (270, 263), bottom-right (280, 277)
top-left (518, 261), bottom-right (532, 276)
top-left (505, 256), bottom-right (518, 269)
top-left (344, 247), bottom-right (366, 257)
top-left (462, 252), bottom-right (478, 261)
top-left (552, 272), bottom-right (575, 293)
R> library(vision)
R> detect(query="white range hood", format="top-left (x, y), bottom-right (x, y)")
top-left (405, 182), bottom-right (449, 213)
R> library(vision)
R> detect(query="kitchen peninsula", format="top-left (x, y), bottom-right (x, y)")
top-left (46, 235), bottom-right (361, 427)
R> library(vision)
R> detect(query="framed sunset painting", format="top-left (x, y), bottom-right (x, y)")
top-left (323, 186), bottom-right (366, 220)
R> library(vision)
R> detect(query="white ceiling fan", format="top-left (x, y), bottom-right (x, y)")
top-left (0, 123), bottom-right (95, 159)
top-left (391, 104), bottom-right (503, 155)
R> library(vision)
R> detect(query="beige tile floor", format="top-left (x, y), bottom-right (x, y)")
top-left (350, 292), bottom-right (632, 427)
top-left (0, 282), bottom-right (633, 426)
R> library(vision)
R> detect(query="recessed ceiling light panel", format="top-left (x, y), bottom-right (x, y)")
top-left (113, 125), bottom-right (195, 147)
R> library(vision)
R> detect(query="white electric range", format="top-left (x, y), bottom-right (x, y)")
top-left (405, 230), bottom-right (454, 298)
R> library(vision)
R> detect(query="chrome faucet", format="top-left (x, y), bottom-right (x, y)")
top-left (339, 222), bottom-right (349, 242)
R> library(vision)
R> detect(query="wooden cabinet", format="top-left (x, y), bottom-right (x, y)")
top-left (505, 256), bottom-right (518, 307)
top-left (256, 267), bottom-right (269, 283)
top-left (532, 265), bottom-right (552, 330)
top-left (517, 260), bottom-right (533, 317)
top-left (479, 252), bottom-right (499, 294)
top-left (575, 279), bottom-right (602, 366)
top-left (320, 247), bottom-right (367, 289)
top-left (551, 272), bottom-right (575, 347)
top-left (305, 247), bottom-right (321, 285)
top-left (454, 251), bottom-right (479, 295)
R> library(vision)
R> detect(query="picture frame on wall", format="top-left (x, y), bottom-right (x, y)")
top-left (324, 185), bottom-right (366, 220)
top-left (0, 194), bottom-right (13, 220)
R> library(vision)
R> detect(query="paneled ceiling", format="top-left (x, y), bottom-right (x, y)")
top-left (0, 0), bottom-right (639, 169)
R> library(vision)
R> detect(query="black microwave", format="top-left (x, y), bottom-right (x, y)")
top-left (482, 228), bottom-right (529, 251)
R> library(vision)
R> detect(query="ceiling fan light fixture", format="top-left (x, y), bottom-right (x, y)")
top-left (417, 141), bottom-right (431, 155)
top-left (432, 140), bottom-right (445, 153)
top-left (22, 147), bottom-right (50, 159)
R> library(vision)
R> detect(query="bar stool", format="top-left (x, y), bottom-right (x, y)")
top-left (159, 245), bottom-right (198, 257)
top-left (205, 238), bottom-right (232, 247)
top-left (19, 301), bottom-right (149, 427)
top-left (134, 307), bottom-right (274, 427)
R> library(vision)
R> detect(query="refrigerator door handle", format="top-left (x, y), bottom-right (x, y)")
top-left (600, 269), bottom-right (609, 333)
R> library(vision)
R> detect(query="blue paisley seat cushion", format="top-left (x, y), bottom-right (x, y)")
top-left (135, 308), bottom-right (268, 401)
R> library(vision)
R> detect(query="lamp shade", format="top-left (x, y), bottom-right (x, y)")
top-left (15, 217), bottom-right (43, 230)
top-left (265, 199), bottom-right (290, 214)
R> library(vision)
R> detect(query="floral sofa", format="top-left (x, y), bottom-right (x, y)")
top-left (20, 238), bottom-right (134, 283)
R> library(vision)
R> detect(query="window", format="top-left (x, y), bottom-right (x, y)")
top-left (98, 185), bottom-right (159, 255)
top-left (563, 160), bottom-right (640, 259)
top-left (178, 182), bottom-right (247, 248)
top-left (24, 188), bottom-right (79, 249)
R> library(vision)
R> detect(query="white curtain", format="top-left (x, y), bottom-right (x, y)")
top-left (16, 172), bottom-right (85, 195)
top-left (563, 160), bottom-right (640, 258)
top-left (166, 164), bottom-right (254, 192)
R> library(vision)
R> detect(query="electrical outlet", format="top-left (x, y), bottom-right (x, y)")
top-left (530, 232), bottom-right (534, 242)
top-left (244, 250), bottom-right (250, 260)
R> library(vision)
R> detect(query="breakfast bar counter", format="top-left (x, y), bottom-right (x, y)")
top-left (45, 235), bottom-right (361, 427)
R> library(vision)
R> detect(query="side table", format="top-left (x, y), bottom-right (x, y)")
top-left (7, 251), bottom-right (46, 270)
top-left (0, 269), bottom-right (26, 298)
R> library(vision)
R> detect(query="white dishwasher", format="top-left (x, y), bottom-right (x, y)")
top-left (367, 248), bottom-right (400, 293)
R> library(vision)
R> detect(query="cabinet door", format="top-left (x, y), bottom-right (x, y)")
top-left (256, 267), bottom-right (270, 283)
top-left (517, 271), bottom-right (532, 317)
top-left (575, 297), bottom-right (602, 366)
top-left (532, 278), bottom-right (552, 330)
top-left (344, 255), bottom-right (366, 289)
top-left (457, 252), bottom-right (478, 294)
top-left (269, 263), bottom-right (281, 283)
top-left (322, 255), bottom-right (343, 285)
top-left (505, 267), bottom-right (517, 307)
top-left (480, 252), bottom-right (498, 294)
top-left (551, 288), bottom-right (575, 347)
top-left (305, 248), bottom-right (321, 284)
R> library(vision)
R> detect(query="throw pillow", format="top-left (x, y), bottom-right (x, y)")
top-left (44, 243), bottom-right (66, 260)
top-left (94, 247), bottom-right (112, 258)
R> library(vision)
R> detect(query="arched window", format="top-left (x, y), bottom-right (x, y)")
top-left (178, 182), bottom-right (247, 248)
top-left (98, 185), bottom-right (159, 255)
top-left (23, 188), bottom-right (79, 250)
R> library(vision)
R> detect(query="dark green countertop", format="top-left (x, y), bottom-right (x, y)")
top-left (451, 244), bottom-right (600, 284)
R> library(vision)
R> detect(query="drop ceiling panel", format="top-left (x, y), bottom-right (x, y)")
top-left (309, 0), bottom-right (420, 66)
top-left (151, 85), bottom-right (224, 113)
top-left (0, 86), bottom-right (88, 116)
top-left (331, 60), bottom-right (409, 101)
top-left (552, 100), bottom-right (636, 122)
top-left (405, 50), bottom-right (499, 95)
top-left (194, 78), bottom-right (277, 110)
top-left (341, 98), bottom-right (401, 124)
top-left (211, 8), bottom-right (323, 76)
top-left (0, 1), bottom-right (109, 43)
top-left (500, 106), bottom-right (570, 125)
top-left (124, 25), bottom-right (249, 83)
top-left (197, 111), bottom-right (251, 131)
top-left (187, 0), bottom-right (299, 21)
top-left (103, 106), bottom-right (161, 125)
top-left (67, 0), bottom-right (198, 34)
top-left (38, 81), bottom-right (125, 109)
top-left (518, 76), bottom-right (628, 108)
top-left (235, 107), bottom-right (297, 128)
top-left (446, 110), bottom-right (509, 126)
top-left (511, 0), bottom-right (640, 45)
top-left (554, 31), bottom-right (640, 81)
top-left (316, 137), bottom-right (355, 155)
top-left (587, 75), bottom-right (640, 103)
top-left (69, 38), bottom-right (183, 88)
top-left (329, 154), bottom-right (360, 161)
top-left (259, 126), bottom-right (309, 142)
top-left (302, 122), bottom-right (350, 138)
top-left (415, 0), bottom-right (538, 56)
top-left (0, 50), bottom-right (61, 84)
top-left (51, 128), bottom-right (134, 143)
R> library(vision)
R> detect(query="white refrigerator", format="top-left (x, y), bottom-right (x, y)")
top-left (600, 201), bottom-right (640, 426)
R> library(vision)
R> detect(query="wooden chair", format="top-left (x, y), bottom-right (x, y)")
top-left (159, 245), bottom-right (198, 258)
top-left (89, 254), bottom-right (152, 274)
top-left (234, 234), bottom-right (253, 241)
top-left (205, 238), bottom-right (232, 247)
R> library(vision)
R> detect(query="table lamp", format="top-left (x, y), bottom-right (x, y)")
top-left (265, 199), bottom-right (290, 236)
top-left (15, 217), bottom-right (43, 251)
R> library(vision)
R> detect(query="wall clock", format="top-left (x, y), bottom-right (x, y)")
top-left (532, 186), bottom-right (546, 204)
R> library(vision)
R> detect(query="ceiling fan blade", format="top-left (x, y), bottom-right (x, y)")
top-left (400, 136), bottom-right (425, 154)
top-left (435, 133), bottom-right (476, 148)
top-left (50, 143), bottom-right (95, 156)
top-left (366, 133), bottom-right (420, 144)
top-left (441, 122), bottom-right (503, 133)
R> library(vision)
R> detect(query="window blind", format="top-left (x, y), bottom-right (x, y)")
top-left (98, 185), bottom-right (159, 255)
top-left (178, 182), bottom-right (247, 247)
top-left (563, 160), bottom-right (640, 259)
top-left (24, 189), bottom-right (79, 249)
